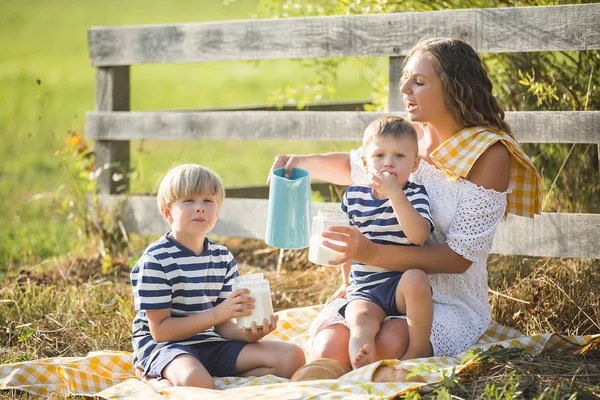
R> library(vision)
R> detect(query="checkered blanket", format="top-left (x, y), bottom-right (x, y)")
top-left (2, 305), bottom-right (598, 399)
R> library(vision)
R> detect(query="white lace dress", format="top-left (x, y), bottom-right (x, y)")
top-left (308, 149), bottom-right (509, 357)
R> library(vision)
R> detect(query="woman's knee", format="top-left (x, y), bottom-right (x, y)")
top-left (311, 326), bottom-right (351, 365)
top-left (375, 319), bottom-right (409, 360)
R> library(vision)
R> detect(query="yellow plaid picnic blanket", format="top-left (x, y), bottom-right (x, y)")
top-left (2, 305), bottom-right (598, 399)
top-left (429, 126), bottom-right (543, 218)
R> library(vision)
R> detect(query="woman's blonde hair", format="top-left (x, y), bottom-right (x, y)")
top-left (405, 37), bottom-right (512, 135)
top-left (157, 164), bottom-right (225, 212)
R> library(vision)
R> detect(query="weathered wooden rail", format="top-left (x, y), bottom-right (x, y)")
top-left (86, 4), bottom-right (600, 259)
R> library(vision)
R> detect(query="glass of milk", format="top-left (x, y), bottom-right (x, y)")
top-left (308, 209), bottom-right (350, 266)
top-left (231, 273), bottom-right (274, 329)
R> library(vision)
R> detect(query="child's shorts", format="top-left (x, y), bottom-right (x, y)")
top-left (146, 340), bottom-right (247, 379)
top-left (341, 273), bottom-right (404, 317)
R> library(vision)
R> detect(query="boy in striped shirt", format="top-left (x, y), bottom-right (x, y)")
top-left (131, 164), bottom-right (305, 389)
top-left (335, 116), bottom-right (435, 369)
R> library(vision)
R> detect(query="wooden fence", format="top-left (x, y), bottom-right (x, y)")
top-left (85, 4), bottom-right (600, 259)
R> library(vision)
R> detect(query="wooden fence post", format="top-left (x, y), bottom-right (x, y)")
top-left (388, 56), bottom-right (404, 112)
top-left (95, 66), bottom-right (130, 194)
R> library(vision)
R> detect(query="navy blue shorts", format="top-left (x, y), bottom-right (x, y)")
top-left (341, 273), bottom-right (404, 317)
top-left (146, 341), bottom-right (247, 379)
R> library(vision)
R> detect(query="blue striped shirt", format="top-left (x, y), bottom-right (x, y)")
top-left (130, 233), bottom-right (238, 373)
top-left (341, 182), bottom-right (434, 293)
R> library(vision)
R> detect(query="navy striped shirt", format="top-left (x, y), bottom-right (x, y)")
top-left (130, 234), bottom-right (238, 373)
top-left (341, 182), bottom-right (434, 293)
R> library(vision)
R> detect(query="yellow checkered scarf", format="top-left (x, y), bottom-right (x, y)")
top-left (429, 126), bottom-right (542, 218)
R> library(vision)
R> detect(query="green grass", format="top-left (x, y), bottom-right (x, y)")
top-left (0, 0), bottom-right (378, 269)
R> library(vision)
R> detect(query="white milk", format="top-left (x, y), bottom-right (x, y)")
top-left (308, 235), bottom-right (345, 266)
top-left (308, 209), bottom-right (349, 266)
top-left (232, 274), bottom-right (274, 329)
top-left (235, 286), bottom-right (274, 329)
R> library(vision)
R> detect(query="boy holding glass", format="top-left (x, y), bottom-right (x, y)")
top-left (131, 163), bottom-right (305, 389)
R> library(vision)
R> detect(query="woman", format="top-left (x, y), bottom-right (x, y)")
top-left (269, 38), bottom-right (542, 373)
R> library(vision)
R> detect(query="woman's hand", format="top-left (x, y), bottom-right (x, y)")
top-left (267, 152), bottom-right (354, 185)
top-left (239, 314), bottom-right (279, 342)
top-left (326, 282), bottom-right (350, 304)
top-left (322, 225), bottom-right (375, 265)
top-left (267, 154), bottom-right (305, 183)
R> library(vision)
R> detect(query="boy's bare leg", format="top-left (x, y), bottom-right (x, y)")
top-left (162, 354), bottom-right (214, 388)
top-left (236, 341), bottom-right (306, 378)
top-left (394, 269), bottom-right (433, 360)
top-left (345, 300), bottom-right (386, 369)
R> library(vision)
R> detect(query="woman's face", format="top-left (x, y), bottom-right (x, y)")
top-left (400, 51), bottom-right (452, 126)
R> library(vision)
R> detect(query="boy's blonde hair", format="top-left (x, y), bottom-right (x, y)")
top-left (363, 116), bottom-right (418, 154)
top-left (157, 164), bottom-right (225, 212)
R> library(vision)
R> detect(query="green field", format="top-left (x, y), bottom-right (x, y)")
top-left (0, 0), bottom-right (377, 268)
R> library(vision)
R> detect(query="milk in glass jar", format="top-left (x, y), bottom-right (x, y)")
top-left (231, 273), bottom-right (274, 329)
top-left (308, 209), bottom-right (349, 266)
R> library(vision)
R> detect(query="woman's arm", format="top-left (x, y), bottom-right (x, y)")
top-left (364, 242), bottom-right (473, 273)
top-left (467, 142), bottom-right (511, 192)
top-left (268, 153), bottom-right (353, 185)
top-left (323, 228), bottom-right (472, 274)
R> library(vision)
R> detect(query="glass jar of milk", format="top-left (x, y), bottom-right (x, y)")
top-left (231, 273), bottom-right (274, 329)
top-left (308, 209), bottom-right (350, 266)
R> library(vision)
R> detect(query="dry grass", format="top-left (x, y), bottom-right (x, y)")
top-left (488, 255), bottom-right (600, 336)
top-left (1, 237), bottom-right (599, 399)
top-left (1, 255), bottom-right (134, 361)
top-left (453, 346), bottom-right (600, 399)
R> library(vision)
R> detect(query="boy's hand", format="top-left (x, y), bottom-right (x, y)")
top-left (215, 289), bottom-right (255, 323)
top-left (370, 171), bottom-right (403, 199)
top-left (326, 283), bottom-right (349, 304)
top-left (239, 314), bottom-right (279, 342)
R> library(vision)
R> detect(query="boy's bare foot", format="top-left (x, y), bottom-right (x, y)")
top-left (135, 367), bottom-right (174, 390)
top-left (352, 344), bottom-right (374, 369)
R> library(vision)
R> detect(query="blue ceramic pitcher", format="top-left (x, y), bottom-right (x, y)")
top-left (265, 168), bottom-right (312, 249)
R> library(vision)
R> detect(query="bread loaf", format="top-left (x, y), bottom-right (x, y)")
top-left (290, 358), bottom-right (351, 381)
